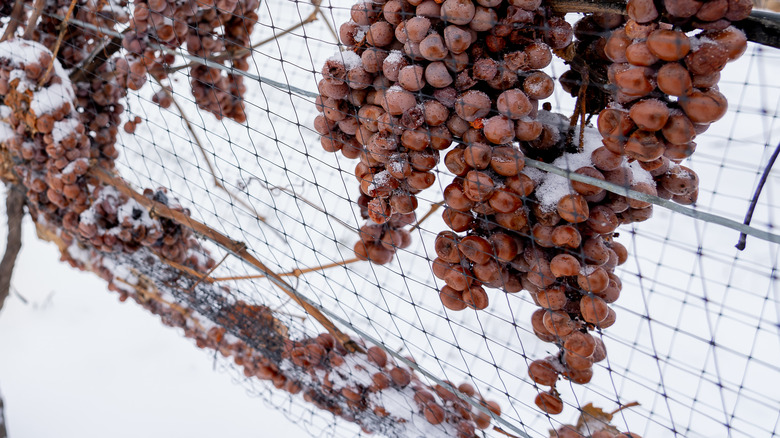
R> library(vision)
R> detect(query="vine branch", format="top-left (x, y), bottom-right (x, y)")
top-left (0, 385), bottom-right (6, 438)
top-left (22, 0), bottom-right (45, 40)
top-left (0, 185), bottom-right (24, 314)
top-left (88, 167), bottom-right (362, 353)
top-left (0, 0), bottom-right (26, 42)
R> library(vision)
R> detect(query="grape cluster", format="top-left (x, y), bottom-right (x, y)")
top-left (34, 0), bottom-right (130, 69)
top-left (315, 0), bottom-right (573, 264)
top-left (169, 289), bottom-right (507, 436)
top-left (1, 41), bottom-right (93, 223)
top-left (627, 0), bottom-right (752, 31)
top-left (74, 57), bottom-right (131, 170)
top-left (276, 334), bottom-right (503, 436)
top-left (354, 193), bottom-right (415, 263)
top-left (596, 5), bottom-right (748, 205)
top-left (0, 40), bottom-right (215, 277)
top-left (30, 0), bottom-right (136, 173)
top-left (124, 0), bottom-right (261, 122)
top-left (434, 118), bottom-right (643, 413)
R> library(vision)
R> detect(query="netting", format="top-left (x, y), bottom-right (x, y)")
top-left (0, 0), bottom-right (779, 437)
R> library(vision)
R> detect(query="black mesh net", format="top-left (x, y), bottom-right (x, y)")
top-left (0, 0), bottom-right (779, 437)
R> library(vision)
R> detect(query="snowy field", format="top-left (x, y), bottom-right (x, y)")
top-left (2, 1), bottom-right (780, 438)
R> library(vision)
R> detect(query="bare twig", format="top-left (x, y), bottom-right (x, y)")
top-left (243, 177), bottom-right (358, 233)
top-left (211, 256), bottom-right (362, 282)
top-left (1, 0), bottom-right (27, 42)
top-left (22, 0), bottom-right (46, 40)
top-left (736, 141), bottom-right (780, 250)
top-left (88, 167), bottom-right (362, 353)
top-left (40, 0), bottom-right (79, 88)
top-left (315, 0), bottom-right (339, 42)
top-left (0, 185), bottom-right (25, 313)
top-left (154, 250), bottom-right (216, 283)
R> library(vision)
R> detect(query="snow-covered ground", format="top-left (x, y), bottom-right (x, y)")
top-left (0, 204), bottom-right (312, 438)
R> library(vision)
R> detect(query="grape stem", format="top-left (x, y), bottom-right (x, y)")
top-left (209, 257), bottom-right (363, 282)
top-left (187, 252), bottom-right (230, 293)
top-left (610, 400), bottom-right (640, 415)
top-left (69, 31), bottom-right (126, 84)
top-left (0, 185), bottom-right (24, 314)
top-left (154, 250), bottom-right (217, 283)
top-left (736, 141), bottom-right (780, 250)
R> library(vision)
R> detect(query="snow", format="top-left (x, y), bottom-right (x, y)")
top-left (66, 239), bottom-right (94, 265)
top-left (30, 82), bottom-right (75, 116)
top-left (533, 126), bottom-right (601, 212)
top-left (354, 25), bottom-right (368, 43)
top-left (0, 39), bottom-right (50, 67)
top-left (627, 160), bottom-right (653, 185)
top-left (0, 121), bottom-right (14, 144)
top-left (0, 214), bottom-right (299, 438)
top-left (117, 197), bottom-right (157, 228)
top-left (340, 50), bottom-right (363, 71)
top-left (367, 170), bottom-right (390, 194)
top-left (79, 206), bottom-right (97, 225)
top-left (101, 257), bottom-right (138, 293)
top-left (62, 158), bottom-right (88, 175)
top-left (52, 118), bottom-right (81, 144)
top-left (522, 166), bottom-right (545, 184)
top-left (389, 156), bottom-right (405, 174)
top-left (0, 40), bottom-right (75, 117)
top-left (385, 50), bottom-right (404, 66)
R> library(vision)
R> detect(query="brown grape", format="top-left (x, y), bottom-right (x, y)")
top-left (528, 359), bottom-right (559, 386)
top-left (646, 30), bottom-right (691, 61)
top-left (580, 295), bottom-right (609, 324)
top-left (535, 391), bottom-right (564, 415)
